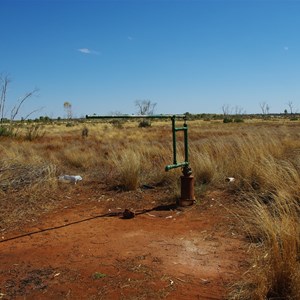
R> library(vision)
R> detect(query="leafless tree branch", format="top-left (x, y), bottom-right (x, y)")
top-left (10, 88), bottom-right (39, 121)
top-left (135, 100), bottom-right (157, 115)
top-left (0, 75), bottom-right (11, 123)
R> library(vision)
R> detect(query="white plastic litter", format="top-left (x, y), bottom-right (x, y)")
top-left (225, 177), bottom-right (235, 183)
top-left (58, 175), bottom-right (83, 184)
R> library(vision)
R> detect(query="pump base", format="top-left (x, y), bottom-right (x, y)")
top-left (178, 175), bottom-right (195, 207)
top-left (178, 198), bottom-right (195, 207)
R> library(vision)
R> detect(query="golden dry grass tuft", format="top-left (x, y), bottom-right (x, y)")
top-left (111, 148), bottom-right (141, 190)
top-left (229, 195), bottom-right (300, 300)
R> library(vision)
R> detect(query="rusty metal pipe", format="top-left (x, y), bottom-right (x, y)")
top-left (178, 174), bottom-right (195, 207)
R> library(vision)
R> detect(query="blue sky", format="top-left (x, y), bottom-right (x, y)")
top-left (1, 0), bottom-right (300, 118)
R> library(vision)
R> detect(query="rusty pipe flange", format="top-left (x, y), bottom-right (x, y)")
top-left (182, 166), bottom-right (192, 176)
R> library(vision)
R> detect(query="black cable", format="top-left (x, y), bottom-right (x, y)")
top-left (0, 211), bottom-right (121, 244)
top-left (0, 203), bottom-right (179, 244)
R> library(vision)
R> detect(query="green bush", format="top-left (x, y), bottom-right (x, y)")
top-left (223, 117), bottom-right (233, 123)
top-left (0, 125), bottom-right (14, 137)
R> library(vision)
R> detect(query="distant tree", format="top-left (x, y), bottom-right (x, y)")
top-left (135, 100), bottom-right (157, 127)
top-left (39, 115), bottom-right (51, 123)
top-left (287, 101), bottom-right (294, 114)
top-left (221, 104), bottom-right (231, 116)
top-left (135, 100), bottom-right (156, 115)
top-left (64, 101), bottom-right (72, 119)
top-left (0, 73), bottom-right (39, 124)
top-left (234, 105), bottom-right (245, 116)
top-left (0, 75), bottom-right (10, 123)
top-left (260, 102), bottom-right (270, 115)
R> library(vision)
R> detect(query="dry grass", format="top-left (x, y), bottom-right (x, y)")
top-left (0, 120), bottom-right (178, 229)
top-left (1, 119), bottom-right (300, 298)
top-left (229, 195), bottom-right (300, 300)
top-left (111, 148), bottom-right (141, 190)
top-left (189, 124), bottom-right (300, 300)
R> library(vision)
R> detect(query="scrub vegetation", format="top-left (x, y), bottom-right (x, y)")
top-left (0, 118), bottom-right (299, 299)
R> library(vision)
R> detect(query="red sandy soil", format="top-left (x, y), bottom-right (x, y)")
top-left (0, 184), bottom-right (249, 300)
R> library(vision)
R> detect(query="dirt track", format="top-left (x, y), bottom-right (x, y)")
top-left (0, 187), bottom-right (249, 299)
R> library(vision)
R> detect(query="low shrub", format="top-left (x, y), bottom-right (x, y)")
top-left (138, 120), bottom-right (151, 128)
top-left (234, 118), bottom-right (244, 123)
top-left (0, 125), bottom-right (14, 137)
top-left (110, 119), bottom-right (124, 129)
top-left (223, 117), bottom-right (233, 123)
top-left (25, 125), bottom-right (45, 141)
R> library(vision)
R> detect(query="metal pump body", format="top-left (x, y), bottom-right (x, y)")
top-left (86, 114), bottom-right (195, 206)
top-left (164, 116), bottom-right (195, 206)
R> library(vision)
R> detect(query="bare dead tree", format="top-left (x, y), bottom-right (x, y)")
top-left (0, 74), bottom-right (40, 138)
top-left (287, 101), bottom-right (294, 114)
top-left (10, 88), bottom-right (39, 121)
top-left (23, 107), bottom-right (45, 121)
top-left (135, 100), bottom-right (157, 127)
top-left (0, 74), bottom-right (39, 123)
top-left (221, 104), bottom-right (231, 116)
top-left (235, 105), bottom-right (245, 116)
top-left (0, 75), bottom-right (10, 123)
top-left (135, 100), bottom-right (157, 115)
top-left (260, 102), bottom-right (270, 115)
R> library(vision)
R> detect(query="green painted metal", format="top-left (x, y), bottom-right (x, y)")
top-left (165, 162), bottom-right (189, 172)
top-left (86, 114), bottom-right (185, 119)
top-left (172, 116), bottom-right (177, 165)
top-left (85, 114), bottom-right (189, 172)
top-left (165, 115), bottom-right (189, 172)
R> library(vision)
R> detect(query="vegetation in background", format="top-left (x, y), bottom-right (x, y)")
top-left (135, 99), bottom-right (157, 127)
top-left (0, 74), bottom-right (39, 137)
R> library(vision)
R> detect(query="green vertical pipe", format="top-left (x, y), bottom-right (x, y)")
top-left (184, 120), bottom-right (189, 164)
top-left (172, 116), bottom-right (177, 165)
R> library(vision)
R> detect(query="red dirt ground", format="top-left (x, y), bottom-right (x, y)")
top-left (0, 184), bottom-right (249, 300)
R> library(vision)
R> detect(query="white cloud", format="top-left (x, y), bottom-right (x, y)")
top-left (78, 48), bottom-right (91, 54)
top-left (77, 48), bottom-right (100, 55)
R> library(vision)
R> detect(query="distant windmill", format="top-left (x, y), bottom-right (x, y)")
top-left (64, 101), bottom-right (72, 119)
